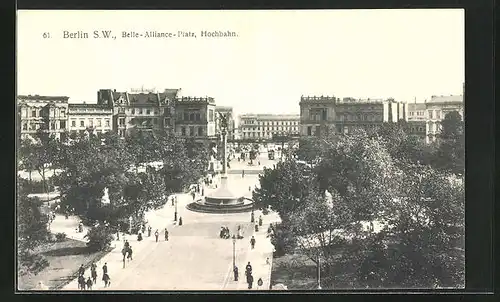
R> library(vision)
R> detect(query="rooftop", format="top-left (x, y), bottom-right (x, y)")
top-left (240, 114), bottom-right (300, 120)
top-left (18, 95), bottom-right (69, 102)
top-left (427, 95), bottom-right (463, 104)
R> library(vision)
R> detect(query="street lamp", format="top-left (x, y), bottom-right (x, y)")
top-left (128, 216), bottom-right (132, 234)
top-left (232, 235), bottom-right (236, 269)
top-left (317, 255), bottom-right (322, 289)
top-left (174, 196), bottom-right (178, 222)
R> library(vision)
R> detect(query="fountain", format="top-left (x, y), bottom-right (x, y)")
top-left (187, 113), bottom-right (254, 214)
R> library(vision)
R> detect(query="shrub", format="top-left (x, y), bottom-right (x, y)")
top-left (55, 232), bottom-right (67, 242)
top-left (84, 225), bottom-right (113, 252)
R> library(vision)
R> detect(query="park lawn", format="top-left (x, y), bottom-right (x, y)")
top-left (18, 239), bottom-right (110, 290)
top-left (271, 251), bottom-right (362, 290)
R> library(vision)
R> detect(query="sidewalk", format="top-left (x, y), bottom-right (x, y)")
top-left (224, 210), bottom-right (281, 291)
top-left (59, 192), bottom-right (191, 290)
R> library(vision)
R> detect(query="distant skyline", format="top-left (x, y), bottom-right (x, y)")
top-left (17, 9), bottom-right (464, 116)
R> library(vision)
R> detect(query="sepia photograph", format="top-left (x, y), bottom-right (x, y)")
top-left (16, 9), bottom-right (465, 291)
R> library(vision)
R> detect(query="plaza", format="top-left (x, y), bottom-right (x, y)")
top-left (55, 151), bottom-right (280, 291)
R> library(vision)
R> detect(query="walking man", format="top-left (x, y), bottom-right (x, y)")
top-left (233, 266), bottom-right (239, 281)
top-left (127, 246), bottom-right (133, 261)
top-left (164, 228), bottom-right (169, 241)
top-left (86, 276), bottom-right (93, 290)
top-left (247, 273), bottom-right (254, 289)
top-left (155, 229), bottom-right (159, 242)
top-left (245, 262), bottom-right (252, 276)
top-left (91, 268), bottom-right (97, 283)
top-left (78, 264), bottom-right (85, 276)
top-left (242, 170), bottom-right (245, 178)
top-left (250, 236), bottom-right (256, 249)
top-left (102, 273), bottom-right (111, 287)
top-left (102, 263), bottom-right (108, 276)
top-left (148, 226), bottom-right (152, 237)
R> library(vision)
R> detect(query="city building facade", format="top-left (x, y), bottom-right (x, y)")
top-left (68, 103), bottom-right (113, 136)
top-left (175, 96), bottom-right (217, 140)
top-left (97, 88), bottom-right (180, 137)
top-left (424, 94), bottom-right (463, 143)
top-left (238, 114), bottom-right (300, 140)
top-left (299, 95), bottom-right (407, 136)
top-left (18, 95), bottom-right (69, 140)
top-left (407, 102), bottom-right (427, 139)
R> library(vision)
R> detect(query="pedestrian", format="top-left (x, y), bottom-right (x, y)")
top-left (78, 275), bottom-right (86, 290)
top-left (245, 262), bottom-right (252, 276)
top-left (179, 217), bottom-right (183, 226)
top-left (242, 170), bottom-right (245, 178)
top-left (258, 161), bottom-right (260, 166)
top-left (78, 264), bottom-right (85, 276)
top-left (250, 236), bottom-right (256, 249)
top-left (370, 221), bottom-right (374, 232)
top-left (102, 262), bottom-right (108, 275)
top-left (155, 229), bottom-right (159, 242)
top-left (164, 228), bottom-right (169, 241)
top-left (251, 211), bottom-right (255, 223)
top-left (248, 186), bottom-right (251, 192)
top-left (247, 273), bottom-right (254, 289)
top-left (171, 196), bottom-right (175, 206)
top-left (259, 215), bottom-right (263, 226)
top-left (86, 276), bottom-right (93, 290)
top-left (201, 187), bottom-right (204, 196)
top-left (91, 268), bottom-right (98, 283)
top-left (137, 231), bottom-right (143, 241)
top-left (233, 266), bottom-right (239, 281)
top-left (191, 192), bottom-right (195, 200)
top-left (148, 226), bottom-right (152, 237)
top-left (102, 273), bottom-right (111, 287)
top-left (127, 246), bottom-right (133, 261)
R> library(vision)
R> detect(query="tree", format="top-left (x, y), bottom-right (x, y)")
top-left (17, 182), bottom-right (51, 275)
top-left (84, 225), bottom-right (114, 252)
top-left (350, 164), bottom-right (465, 288)
top-left (253, 159), bottom-right (317, 220)
top-left (434, 111), bottom-right (465, 175)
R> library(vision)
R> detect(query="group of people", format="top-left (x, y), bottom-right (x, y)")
top-left (220, 225), bottom-right (244, 239)
top-left (77, 262), bottom-right (110, 290)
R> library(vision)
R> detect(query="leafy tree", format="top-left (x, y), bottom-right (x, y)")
top-left (434, 111), bottom-right (465, 175)
top-left (253, 159), bottom-right (317, 220)
top-left (17, 182), bottom-right (51, 275)
top-left (84, 225), bottom-right (114, 252)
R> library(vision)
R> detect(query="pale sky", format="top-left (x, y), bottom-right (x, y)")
top-left (17, 9), bottom-right (464, 116)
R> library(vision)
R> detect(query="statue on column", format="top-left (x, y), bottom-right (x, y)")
top-left (218, 112), bottom-right (228, 130)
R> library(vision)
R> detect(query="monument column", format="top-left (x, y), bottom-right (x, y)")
top-left (220, 128), bottom-right (228, 187)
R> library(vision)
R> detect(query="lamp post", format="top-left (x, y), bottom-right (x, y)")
top-left (174, 196), bottom-right (178, 222)
top-left (232, 235), bottom-right (236, 269)
top-left (128, 216), bottom-right (132, 234)
top-left (317, 255), bottom-right (322, 289)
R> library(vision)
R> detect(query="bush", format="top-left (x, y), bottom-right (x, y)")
top-left (55, 232), bottom-right (67, 242)
top-left (84, 225), bottom-right (113, 252)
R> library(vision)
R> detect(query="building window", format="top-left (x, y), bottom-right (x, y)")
top-left (429, 110), bottom-right (433, 119)
top-left (132, 109), bottom-right (135, 114)
top-left (80, 120), bottom-right (85, 127)
top-left (71, 120), bottom-right (76, 127)
top-left (164, 118), bottom-right (170, 126)
top-left (31, 110), bottom-right (36, 117)
top-left (119, 118), bottom-right (125, 126)
top-left (153, 118), bottom-right (158, 125)
top-left (154, 109), bottom-right (159, 115)
top-left (97, 119), bottom-right (102, 127)
top-left (61, 109), bottom-right (66, 117)
top-left (89, 119), bottom-right (93, 127)
top-left (196, 113), bottom-right (201, 121)
top-left (307, 126), bottom-right (312, 136)
top-left (105, 119), bottom-right (110, 127)
top-left (436, 110), bottom-right (441, 119)
top-left (190, 113), bottom-right (195, 121)
top-left (198, 127), bottom-right (203, 136)
top-left (209, 109), bottom-right (214, 122)
top-left (184, 112), bottom-right (189, 121)
top-left (60, 120), bottom-right (66, 129)
top-left (146, 109), bottom-right (151, 115)
top-left (139, 109), bottom-right (143, 114)
top-left (181, 127), bottom-right (186, 136)
top-left (22, 123), bottom-right (27, 130)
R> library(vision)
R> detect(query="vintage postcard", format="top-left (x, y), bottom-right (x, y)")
top-left (16, 9), bottom-right (464, 291)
